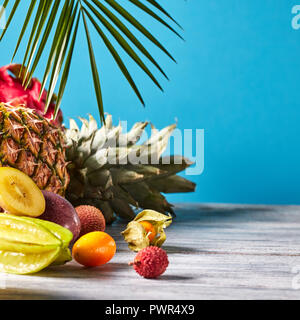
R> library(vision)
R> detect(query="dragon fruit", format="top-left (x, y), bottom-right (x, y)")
top-left (0, 64), bottom-right (62, 125)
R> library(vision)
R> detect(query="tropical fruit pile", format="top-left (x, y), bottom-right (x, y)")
top-left (0, 63), bottom-right (193, 277)
top-left (0, 166), bottom-right (170, 278)
top-left (0, 168), bottom-right (73, 274)
top-left (0, 166), bottom-right (118, 274)
top-left (0, 64), bottom-right (195, 224)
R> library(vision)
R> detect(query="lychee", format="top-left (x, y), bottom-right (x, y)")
top-left (75, 205), bottom-right (106, 237)
top-left (129, 246), bottom-right (169, 279)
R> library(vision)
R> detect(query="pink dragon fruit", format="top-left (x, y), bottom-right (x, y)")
top-left (0, 64), bottom-right (62, 125)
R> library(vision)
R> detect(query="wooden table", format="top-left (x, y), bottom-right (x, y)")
top-left (0, 203), bottom-right (300, 300)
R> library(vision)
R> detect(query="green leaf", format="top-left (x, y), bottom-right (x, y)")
top-left (90, 0), bottom-right (169, 79)
top-left (23, 0), bottom-right (55, 88)
top-left (83, 7), bottom-right (145, 106)
top-left (19, 0), bottom-right (47, 80)
top-left (0, 0), bottom-right (10, 21)
top-left (54, 10), bottom-right (80, 119)
top-left (24, 0), bottom-right (61, 88)
top-left (104, 0), bottom-right (176, 62)
top-left (0, 0), bottom-right (21, 41)
top-left (45, 0), bottom-right (78, 113)
top-left (1, 0), bottom-right (181, 122)
top-left (146, 175), bottom-right (196, 194)
top-left (82, 8), bottom-right (105, 124)
top-left (84, 0), bottom-right (163, 91)
top-left (11, 0), bottom-right (37, 62)
top-left (146, 0), bottom-right (183, 29)
top-left (39, 0), bottom-right (70, 100)
top-left (128, 0), bottom-right (183, 40)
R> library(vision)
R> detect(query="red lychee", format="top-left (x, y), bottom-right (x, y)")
top-left (129, 246), bottom-right (169, 279)
top-left (75, 205), bottom-right (106, 237)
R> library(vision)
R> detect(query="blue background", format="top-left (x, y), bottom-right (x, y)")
top-left (1, 0), bottom-right (300, 205)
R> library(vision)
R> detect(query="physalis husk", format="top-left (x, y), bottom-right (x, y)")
top-left (121, 210), bottom-right (172, 251)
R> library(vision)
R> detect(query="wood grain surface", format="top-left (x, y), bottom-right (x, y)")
top-left (0, 203), bottom-right (300, 300)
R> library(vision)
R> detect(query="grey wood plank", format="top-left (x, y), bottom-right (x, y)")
top-left (0, 203), bottom-right (300, 300)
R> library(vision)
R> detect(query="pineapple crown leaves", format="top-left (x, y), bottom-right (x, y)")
top-left (1, 0), bottom-right (183, 122)
top-left (65, 113), bottom-right (176, 168)
top-left (64, 114), bottom-right (196, 219)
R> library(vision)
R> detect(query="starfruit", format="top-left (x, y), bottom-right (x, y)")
top-left (121, 210), bottom-right (172, 251)
top-left (34, 219), bottom-right (73, 266)
top-left (0, 213), bottom-right (72, 274)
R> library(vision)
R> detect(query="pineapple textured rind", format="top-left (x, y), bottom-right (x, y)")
top-left (0, 103), bottom-right (69, 196)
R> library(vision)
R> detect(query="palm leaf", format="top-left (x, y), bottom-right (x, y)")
top-left (90, 0), bottom-right (169, 79)
top-left (145, 0), bottom-right (183, 29)
top-left (83, 0), bottom-right (163, 91)
top-left (83, 7), bottom-right (145, 106)
top-left (23, 0), bottom-right (54, 87)
top-left (10, 0), bottom-right (37, 62)
top-left (82, 7), bottom-right (105, 124)
top-left (23, 0), bottom-right (61, 88)
top-left (39, 0), bottom-right (72, 100)
top-left (1, 0), bottom-right (182, 122)
top-left (55, 11), bottom-right (81, 118)
top-left (104, 0), bottom-right (176, 61)
top-left (128, 0), bottom-right (184, 40)
top-left (0, 0), bottom-right (20, 41)
top-left (44, 0), bottom-right (78, 113)
top-left (0, 0), bottom-right (10, 21)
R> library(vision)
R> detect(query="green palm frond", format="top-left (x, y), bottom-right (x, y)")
top-left (0, 0), bottom-right (182, 123)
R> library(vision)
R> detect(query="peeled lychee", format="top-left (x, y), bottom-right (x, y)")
top-left (129, 246), bottom-right (169, 279)
top-left (75, 205), bottom-right (106, 237)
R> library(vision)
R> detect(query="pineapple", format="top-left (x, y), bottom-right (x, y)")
top-left (0, 103), bottom-right (69, 196)
top-left (65, 115), bottom-right (196, 224)
top-left (0, 103), bottom-right (195, 224)
top-left (0, 65), bottom-right (195, 224)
